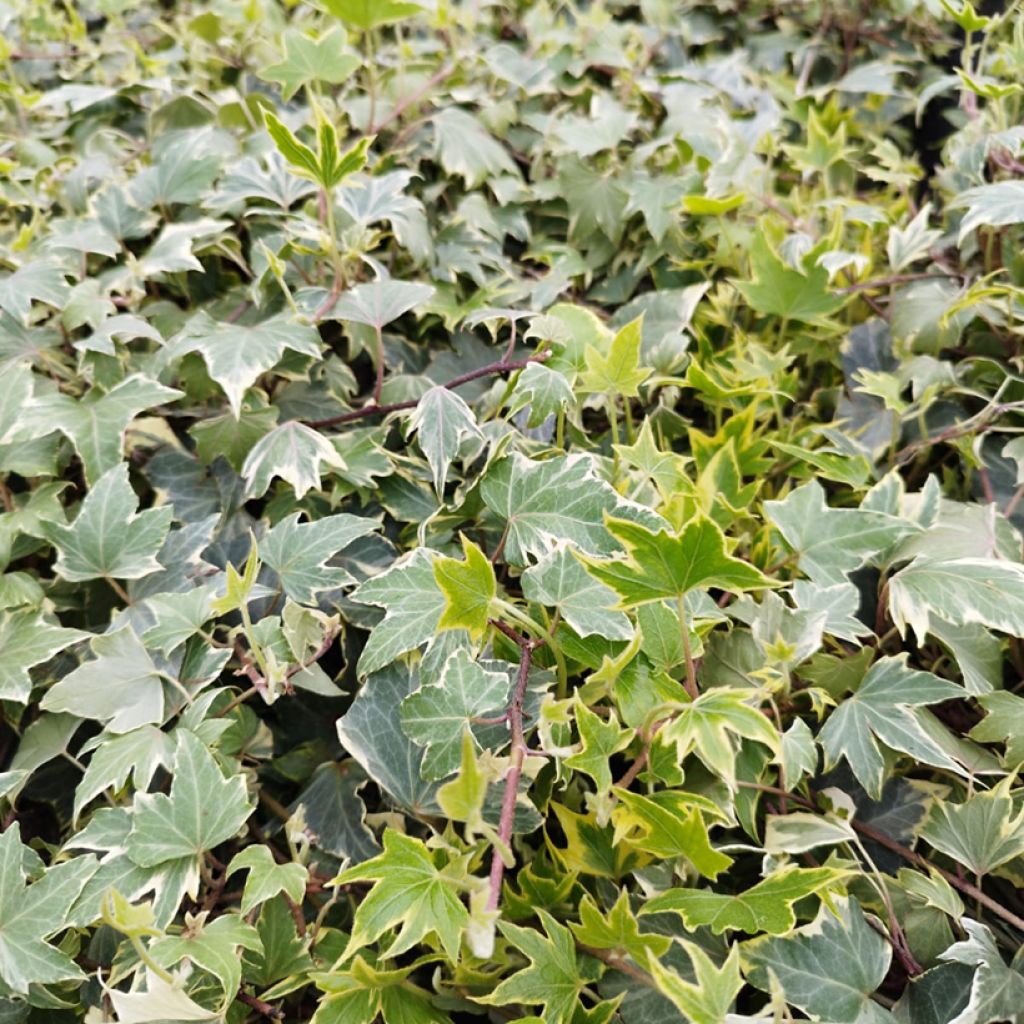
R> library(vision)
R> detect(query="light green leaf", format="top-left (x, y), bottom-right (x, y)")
top-left (647, 943), bottom-right (743, 1024)
top-left (260, 28), bottom-right (361, 101)
top-left (432, 107), bottom-right (516, 188)
top-left (242, 421), bottom-right (345, 499)
top-left (126, 730), bottom-right (253, 870)
top-left (408, 386), bottom-right (482, 497)
top-left (564, 699), bottom-right (631, 798)
top-left (970, 690), bottom-right (1024, 765)
top-left (227, 846), bottom-right (308, 915)
top-left (940, 919), bottom-right (1024, 1024)
top-left (0, 260), bottom-right (70, 321)
top-left (580, 514), bottom-right (775, 609)
top-left (260, 512), bottom-right (378, 604)
top-left (0, 609), bottom-right (88, 703)
top-left (165, 311), bottom-right (321, 418)
top-left (736, 234), bottom-right (846, 322)
top-left (643, 865), bottom-right (850, 935)
top-left (579, 317), bottom-right (651, 398)
top-left (322, 0), bottom-right (424, 29)
top-left (818, 655), bottom-right (963, 797)
top-left (569, 889), bottom-right (671, 964)
top-left (741, 898), bottom-right (892, 1024)
top-left (433, 536), bottom-right (496, 640)
top-left (44, 464), bottom-right (173, 582)
top-left (332, 276), bottom-right (435, 329)
top-left (400, 648), bottom-right (509, 779)
top-left (333, 830), bottom-right (470, 963)
top-left (479, 910), bottom-right (590, 1024)
top-left (951, 180), bottom-right (1024, 242)
top-left (75, 725), bottom-right (174, 820)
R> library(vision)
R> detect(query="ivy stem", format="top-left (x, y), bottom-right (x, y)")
top-left (373, 324), bottom-right (385, 404)
top-left (485, 621), bottom-right (545, 911)
top-left (105, 576), bottom-right (131, 605)
top-left (677, 594), bottom-right (698, 700)
top-left (128, 934), bottom-right (174, 985)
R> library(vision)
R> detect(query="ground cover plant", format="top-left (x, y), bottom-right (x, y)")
top-left (3, 0), bottom-right (1024, 1020)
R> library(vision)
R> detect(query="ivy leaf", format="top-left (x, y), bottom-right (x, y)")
top-left (578, 514), bottom-right (776, 608)
top-left (569, 890), bottom-right (672, 964)
top-left (432, 107), bottom-right (517, 188)
top-left (322, 0), bottom-right (424, 30)
top-left (437, 731), bottom-right (490, 832)
top-left (611, 789), bottom-right (733, 878)
top-left (479, 910), bottom-right (593, 1024)
top-left (564, 699), bottom-right (632, 798)
top-left (400, 648), bottom-right (509, 779)
top-left (521, 545), bottom-right (632, 640)
top-left (940, 919), bottom-right (1024, 1024)
top-left (433, 536), bottom-right (496, 641)
top-left (969, 691), bottom-right (1024, 765)
top-left (579, 317), bottom-right (651, 398)
top-left (0, 609), bottom-right (88, 703)
top-left (41, 626), bottom-right (166, 733)
top-left (0, 260), bottom-right (70, 321)
top-left (74, 725), bottom-right (174, 820)
top-left (736, 233), bottom-right (846, 322)
top-left (165, 312), bottom-right (321, 417)
top-left (741, 898), bottom-right (892, 1024)
top-left (259, 512), bottom-right (379, 604)
top-left (44, 464), bottom-right (173, 582)
top-left (888, 557), bottom-right (1024, 643)
top-left (107, 967), bottom-right (219, 1023)
top-left (407, 385), bottom-right (482, 497)
top-left (351, 549), bottom-right (445, 675)
top-left (26, 376), bottom-right (183, 486)
top-left (332, 277), bottom-right (435, 329)
top-left (126, 730), bottom-right (253, 872)
top-left (817, 654), bottom-right (965, 798)
top-left (658, 687), bottom-right (780, 787)
top-left (480, 453), bottom-right (663, 566)
top-left (951, 180), bottom-right (1024, 242)
top-left (647, 943), bottom-right (743, 1024)
top-left (260, 28), bottom-right (361, 101)
top-left (227, 846), bottom-right (308, 915)
top-left (765, 480), bottom-right (919, 585)
top-left (242, 421), bottom-right (345, 499)
top-left (507, 362), bottom-right (576, 428)
top-left (0, 823), bottom-right (98, 994)
top-left (920, 776), bottom-right (1024, 876)
top-left (643, 865), bottom-right (850, 935)
top-left (333, 830), bottom-right (470, 963)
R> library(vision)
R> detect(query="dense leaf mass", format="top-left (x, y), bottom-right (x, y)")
top-left (3, 0), bottom-right (1024, 1021)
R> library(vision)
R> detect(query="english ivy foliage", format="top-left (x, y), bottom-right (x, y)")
top-left (4, 0), bottom-right (1024, 1021)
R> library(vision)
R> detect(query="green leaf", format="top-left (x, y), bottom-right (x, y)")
top-left (126, 730), bottom-right (253, 870)
top-left (970, 690), bottom-right (1024, 765)
top-left (647, 943), bottom-right (743, 1024)
top-left (227, 846), bottom-right (308, 915)
top-left (920, 776), bottom-right (1024, 876)
top-left (332, 276), bottom-right (435, 329)
top-left (400, 648), bottom-right (509, 780)
top-left (569, 889), bottom-right (671, 964)
top-left (0, 609), bottom-right (87, 703)
top-left (260, 512), bottom-right (378, 604)
top-left (741, 898), bottom-right (892, 1024)
top-left (242, 421), bottom-right (344, 499)
top-left (939, 919), bottom-right (1024, 1024)
top-left (260, 28), bottom-right (361, 101)
top-left (479, 911), bottom-right (591, 1024)
top-left (735, 234), bottom-right (846, 322)
top-left (407, 386), bottom-right (482, 498)
top-left (74, 725), bottom-right (174, 820)
top-left (0, 823), bottom-right (98, 994)
top-left (564, 699), bottom-right (631, 798)
top-left (658, 687), bottom-right (780, 787)
top-left (480, 453), bottom-right (663, 566)
top-left (0, 260), bottom-right (70, 321)
top-left (643, 865), bottom-right (850, 934)
top-left (521, 545), bottom-right (632, 641)
top-left (578, 514), bottom-right (776, 608)
top-left (888, 557), bottom-right (1024, 643)
top-left (765, 480), bottom-right (919, 585)
top-left (436, 730), bottom-right (489, 831)
top-left (263, 110), bottom-right (321, 183)
top-left (44, 464), bottom-right (173, 582)
top-left (165, 311), bottom-right (321, 418)
top-left (433, 536), bottom-right (496, 640)
top-left (41, 625), bottom-right (166, 732)
top-left (322, 0), bottom-right (424, 30)
top-left (351, 549), bottom-right (445, 674)
top-left (818, 654), bottom-right (963, 797)
top-left (432, 107), bottom-right (516, 188)
top-left (579, 317), bottom-right (651, 398)
top-left (333, 830), bottom-right (470, 963)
